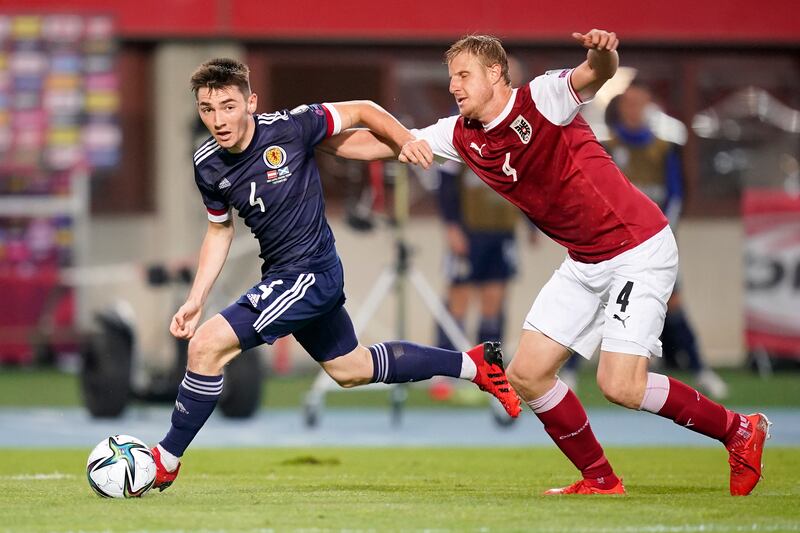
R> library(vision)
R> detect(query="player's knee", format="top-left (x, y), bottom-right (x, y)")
top-left (596, 375), bottom-right (640, 409)
top-left (187, 331), bottom-right (224, 375)
top-left (505, 362), bottom-right (524, 391)
top-left (506, 360), bottom-right (549, 400)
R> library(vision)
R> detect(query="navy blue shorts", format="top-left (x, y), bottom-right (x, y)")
top-left (220, 261), bottom-right (358, 362)
top-left (445, 231), bottom-right (518, 284)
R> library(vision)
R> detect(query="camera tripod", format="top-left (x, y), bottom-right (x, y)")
top-left (302, 162), bottom-right (515, 427)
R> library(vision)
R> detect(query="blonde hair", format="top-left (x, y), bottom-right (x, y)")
top-left (445, 35), bottom-right (510, 85)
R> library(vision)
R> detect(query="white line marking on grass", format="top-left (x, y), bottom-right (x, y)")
top-left (578, 525), bottom-right (800, 533)
top-left (3, 472), bottom-right (75, 480)
top-left (56, 524), bottom-right (800, 533)
top-left (42, 527), bottom-right (800, 533)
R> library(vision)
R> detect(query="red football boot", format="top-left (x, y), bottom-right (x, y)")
top-left (467, 342), bottom-right (521, 417)
top-left (544, 478), bottom-right (626, 495)
top-left (726, 412), bottom-right (771, 496)
top-left (151, 446), bottom-right (181, 492)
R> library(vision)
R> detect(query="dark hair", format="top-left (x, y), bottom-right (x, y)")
top-left (605, 81), bottom-right (652, 127)
top-left (190, 58), bottom-right (251, 97)
top-left (445, 35), bottom-right (510, 85)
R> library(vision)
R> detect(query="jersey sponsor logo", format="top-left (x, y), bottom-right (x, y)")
top-left (290, 104), bottom-right (309, 115)
top-left (469, 142), bottom-right (486, 157)
top-left (263, 145), bottom-right (287, 169)
top-left (218, 177), bottom-right (231, 189)
top-left (510, 115), bottom-right (532, 144)
top-left (246, 293), bottom-right (261, 307)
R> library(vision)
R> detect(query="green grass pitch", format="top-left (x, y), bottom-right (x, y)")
top-left (1, 447), bottom-right (798, 532)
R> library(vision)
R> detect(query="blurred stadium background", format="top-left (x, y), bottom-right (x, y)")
top-left (0, 1), bottom-right (798, 441)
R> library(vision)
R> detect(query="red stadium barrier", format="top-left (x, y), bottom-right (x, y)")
top-left (6, 0), bottom-right (800, 43)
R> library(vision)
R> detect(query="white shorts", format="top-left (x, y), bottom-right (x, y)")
top-left (523, 226), bottom-right (678, 359)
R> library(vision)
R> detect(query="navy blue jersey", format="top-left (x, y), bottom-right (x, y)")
top-left (192, 103), bottom-right (342, 277)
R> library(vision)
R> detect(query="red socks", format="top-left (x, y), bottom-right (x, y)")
top-left (640, 373), bottom-right (740, 444)
top-left (531, 373), bottom-right (743, 489)
top-left (529, 380), bottom-right (620, 489)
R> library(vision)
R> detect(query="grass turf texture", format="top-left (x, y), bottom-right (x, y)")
top-left (1, 447), bottom-right (798, 532)
top-left (0, 368), bottom-right (798, 409)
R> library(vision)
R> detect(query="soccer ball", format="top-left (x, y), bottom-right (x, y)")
top-left (86, 435), bottom-right (156, 498)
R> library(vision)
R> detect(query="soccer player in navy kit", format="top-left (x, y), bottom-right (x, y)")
top-left (328, 31), bottom-right (769, 496)
top-left (149, 58), bottom-right (521, 491)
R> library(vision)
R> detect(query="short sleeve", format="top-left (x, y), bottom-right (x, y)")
top-left (529, 68), bottom-right (591, 126)
top-left (286, 103), bottom-right (341, 149)
top-left (410, 115), bottom-right (462, 163)
top-left (194, 167), bottom-right (230, 223)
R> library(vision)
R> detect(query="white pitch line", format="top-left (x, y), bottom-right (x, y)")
top-left (36, 525), bottom-right (800, 533)
top-left (2, 472), bottom-right (75, 480)
top-left (578, 525), bottom-right (800, 533)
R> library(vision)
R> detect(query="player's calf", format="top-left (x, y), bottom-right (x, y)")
top-left (157, 370), bottom-right (223, 473)
top-left (367, 341), bottom-right (464, 384)
top-left (321, 346), bottom-right (374, 388)
top-left (360, 340), bottom-right (521, 416)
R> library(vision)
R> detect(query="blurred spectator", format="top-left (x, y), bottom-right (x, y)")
top-left (562, 82), bottom-right (728, 400)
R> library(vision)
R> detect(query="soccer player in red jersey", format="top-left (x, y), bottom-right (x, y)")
top-left (325, 30), bottom-right (770, 496)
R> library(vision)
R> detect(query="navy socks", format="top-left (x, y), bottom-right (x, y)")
top-left (159, 371), bottom-right (223, 457)
top-left (369, 342), bottom-right (463, 383)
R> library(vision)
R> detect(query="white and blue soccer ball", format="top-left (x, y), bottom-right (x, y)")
top-left (86, 435), bottom-right (156, 498)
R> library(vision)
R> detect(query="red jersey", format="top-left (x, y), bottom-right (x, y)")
top-left (413, 69), bottom-right (667, 263)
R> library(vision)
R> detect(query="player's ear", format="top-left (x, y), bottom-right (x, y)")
top-left (247, 92), bottom-right (257, 114)
top-left (488, 63), bottom-right (503, 85)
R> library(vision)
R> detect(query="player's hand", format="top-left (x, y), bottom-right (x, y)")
top-left (399, 139), bottom-right (434, 169)
top-left (446, 224), bottom-right (469, 256)
top-left (170, 299), bottom-right (202, 339)
top-left (572, 29), bottom-right (618, 52)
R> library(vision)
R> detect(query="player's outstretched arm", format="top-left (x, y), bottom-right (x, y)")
top-left (332, 100), bottom-right (412, 146)
top-left (170, 219), bottom-right (234, 339)
top-left (326, 101), bottom-right (434, 168)
top-left (319, 128), bottom-right (396, 160)
top-left (570, 29), bottom-right (620, 97)
top-left (320, 128), bottom-right (435, 169)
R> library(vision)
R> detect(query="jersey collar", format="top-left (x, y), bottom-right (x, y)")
top-left (483, 88), bottom-right (518, 131)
